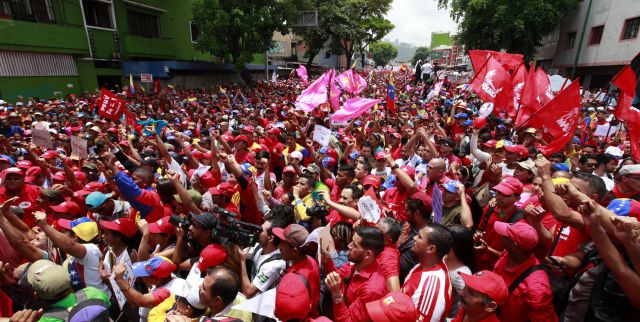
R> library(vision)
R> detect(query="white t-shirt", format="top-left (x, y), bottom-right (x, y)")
top-left (371, 167), bottom-right (392, 179)
top-left (395, 154), bottom-right (422, 168)
top-left (247, 245), bottom-right (286, 293)
top-left (74, 243), bottom-right (111, 297)
top-left (255, 171), bottom-right (277, 193)
top-left (421, 63), bottom-right (433, 76)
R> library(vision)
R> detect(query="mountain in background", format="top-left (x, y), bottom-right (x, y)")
top-left (387, 39), bottom-right (417, 63)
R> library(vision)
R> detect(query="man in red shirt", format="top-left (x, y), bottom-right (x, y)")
top-left (273, 165), bottom-right (297, 200)
top-left (452, 270), bottom-right (508, 322)
top-left (475, 176), bottom-right (525, 271)
top-left (377, 217), bottom-right (402, 291)
top-left (273, 224), bottom-right (321, 317)
top-left (324, 226), bottom-right (388, 322)
top-left (492, 221), bottom-right (557, 322)
top-left (402, 223), bottom-right (453, 322)
top-left (232, 135), bottom-right (256, 165)
top-left (0, 167), bottom-right (43, 227)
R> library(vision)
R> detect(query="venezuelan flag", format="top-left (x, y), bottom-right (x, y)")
top-left (129, 74), bottom-right (135, 95)
top-left (386, 72), bottom-right (395, 115)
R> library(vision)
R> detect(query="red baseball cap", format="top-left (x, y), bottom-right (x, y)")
top-left (4, 167), bottom-right (24, 176)
top-left (400, 165), bottom-right (415, 180)
top-left (272, 224), bottom-right (309, 248)
top-left (16, 160), bottom-right (32, 170)
top-left (275, 273), bottom-right (311, 321)
top-left (52, 171), bottom-right (66, 182)
top-left (209, 182), bottom-right (236, 198)
top-left (197, 244), bottom-right (227, 271)
top-left (459, 270), bottom-right (509, 305)
top-left (374, 151), bottom-right (386, 160)
top-left (504, 145), bottom-right (529, 159)
top-left (50, 201), bottom-right (81, 217)
top-left (409, 191), bottom-right (432, 212)
top-left (84, 181), bottom-right (106, 192)
top-left (199, 171), bottom-right (217, 188)
top-left (100, 217), bottom-right (138, 238)
top-left (494, 221), bottom-right (539, 251)
top-left (148, 216), bottom-right (176, 235)
top-left (233, 135), bottom-right (249, 144)
top-left (492, 176), bottom-right (524, 196)
top-left (282, 165), bottom-right (297, 175)
top-left (25, 166), bottom-right (43, 183)
top-left (366, 292), bottom-right (417, 322)
top-left (482, 139), bottom-right (498, 148)
top-left (43, 150), bottom-right (58, 159)
top-left (363, 175), bottom-right (382, 189)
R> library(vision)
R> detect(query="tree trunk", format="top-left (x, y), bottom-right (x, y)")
top-left (305, 51), bottom-right (317, 71)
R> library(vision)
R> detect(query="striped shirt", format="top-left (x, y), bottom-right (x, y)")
top-left (402, 262), bottom-right (452, 322)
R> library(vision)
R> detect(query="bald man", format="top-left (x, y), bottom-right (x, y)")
top-left (424, 158), bottom-right (451, 196)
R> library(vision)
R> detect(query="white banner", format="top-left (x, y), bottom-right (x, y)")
top-left (358, 195), bottom-right (381, 224)
top-left (312, 124), bottom-right (331, 147)
top-left (71, 136), bottom-right (88, 159)
top-left (32, 129), bottom-right (54, 149)
top-left (108, 252), bottom-right (135, 309)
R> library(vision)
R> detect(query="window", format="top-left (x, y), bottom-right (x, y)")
top-left (0, 0), bottom-right (55, 23)
top-left (565, 31), bottom-right (577, 49)
top-left (127, 10), bottom-right (160, 38)
top-left (589, 25), bottom-right (604, 45)
top-left (82, 0), bottom-right (113, 29)
top-left (189, 21), bottom-right (199, 43)
top-left (622, 17), bottom-right (640, 40)
top-left (0, 51), bottom-right (77, 76)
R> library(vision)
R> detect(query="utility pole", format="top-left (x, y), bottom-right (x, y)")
top-left (571, 0), bottom-right (593, 80)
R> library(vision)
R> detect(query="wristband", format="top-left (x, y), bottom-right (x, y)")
top-left (333, 296), bottom-right (344, 304)
top-left (392, 164), bottom-right (400, 170)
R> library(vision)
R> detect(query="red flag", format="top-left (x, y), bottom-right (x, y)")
top-left (153, 79), bottom-right (161, 95)
top-left (517, 64), bottom-right (541, 126)
top-left (97, 88), bottom-right (126, 121)
top-left (468, 50), bottom-right (524, 73)
top-left (469, 56), bottom-right (513, 115)
top-left (535, 68), bottom-right (554, 106)
top-left (511, 64), bottom-right (527, 114)
top-left (522, 80), bottom-right (581, 155)
top-left (612, 65), bottom-right (640, 160)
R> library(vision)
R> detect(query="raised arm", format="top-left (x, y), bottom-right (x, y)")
top-left (34, 211), bottom-right (87, 259)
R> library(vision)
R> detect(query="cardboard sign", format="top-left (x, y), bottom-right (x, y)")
top-left (312, 124), bottom-right (331, 147)
top-left (108, 252), bottom-right (135, 309)
top-left (97, 88), bottom-right (126, 121)
top-left (70, 136), bottom-right (88, 159)
top-left (140, 74), bottom-right (153, 83)
top-left (32, 129), bottom-right (54, 149)
top-left (358, 195), bottom-right (381, 224)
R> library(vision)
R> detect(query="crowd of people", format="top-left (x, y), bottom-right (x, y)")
top-left (0, 63), bottom-right (638, 322)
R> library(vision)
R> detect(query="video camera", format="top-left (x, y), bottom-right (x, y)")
top-left (209, 207), bottom-right (262, 248)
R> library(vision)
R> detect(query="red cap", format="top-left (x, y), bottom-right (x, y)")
top-left (233, 135), bottom-right (249, 144)
top-left (409, 191), bottom-right (432, 213)
top-left (267, 127), bottom-right (282, 136)
top-left (148, 216), bottom-right (176, 235)
top-left (43, 150), bottom-right (58, 159)
top-left (374, 151), bottom-right (386, 160)
top-left (482, 140), bottom-right (498, 148)
top-left (399, 165), bottom-right (415, 180)
top-left (504, 145), bottom-right (529, 159)
top-left (241, 125), bottom-right (254, 133)
top-left (84, 181), bottom-right (106, 191)
top-left (459, 270), bottom-right (509, 305)
top-left (100, 217), bottom-right (138, 238)
top-left (494, 221), bottom-right (539, 251)
top-left (208, 182), bottom-right (236, 198)
top-left (473, 117), bottom-right (487, 129)
top-left (197, 244), bottom-right (227, 271)
top-left (363, 175), bottom-right (382, 189)
top-left (192, 150), bottom-right (203, 160)
top-left (73, 171), bottom-right (87, 184)
top-left (492, 176), bottom-right (524, 196)
top-left (282, 165), bottom-right (297, 174)
top-left (52, 171), bottom-right (66, 182)
top-left (199, 171), bottom-right (217, 188)
top-left (50, 201), bottom-right (81, 217)
top-left (272, 224), bottom-right (309, 248)
top-left (4, 167), bottom-right (24, 176)
top-left (366, 292), bottom-right (417, 322)
top-left (25, 166), bottom-right (43, 183)
top-left (16, 160), bottom-right (32, 170)
top-left (275, 273), bottom-right (311, 321)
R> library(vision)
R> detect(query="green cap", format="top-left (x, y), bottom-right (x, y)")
top-left (27, 260), bottom-right (71, 300)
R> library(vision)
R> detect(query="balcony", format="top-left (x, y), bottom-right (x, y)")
top-left (0, 19), bottom-right (88, 54)
top-left (121, 33), bottom-right (175, 59)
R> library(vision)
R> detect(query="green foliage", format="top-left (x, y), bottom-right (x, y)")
top-left (370, 41), bottom-right (397, 66)
top-left (412, 46), bottom-right (431, 65)
top-left (192, 0), bottom-right (301, 69)
top-left (437, 0), bottom-right (580, 60)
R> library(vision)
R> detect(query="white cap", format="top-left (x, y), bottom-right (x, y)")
top-left (604, 146), bottom-right (623, 158)
top-left (186, 286), bottom-right (206, 309)
top-left (596, 106), bottom-right (605, 112)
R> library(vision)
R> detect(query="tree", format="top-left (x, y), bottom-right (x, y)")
top-left (355, 17), bottom-right (394, 69)
top-left (412, 47), bottom-right (430, 65)
top-left (292, 0), bottom-right (336, 70)
top-left (370, 41), bottom-right (397, 66)
top-left (437, 0), bottom-right (579, 60)
top-left (192, 0), bottom-right (301, 70)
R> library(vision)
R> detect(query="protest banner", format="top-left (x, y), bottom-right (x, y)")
top-left (312, 124), bottom-right (331, 147)
top-left (97, 88), bottom-right (127, 121)
top-left (108, 252), bottom-right (135, 309)
top-left (32, 129), bottom-right (54, 149)
top-left (70, 136), bottom-right (89, 159)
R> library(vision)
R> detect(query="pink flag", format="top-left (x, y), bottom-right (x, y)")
top-left (331, 97), bottom-right (381, 122)
top-left (329, 69), bottom-right (341, 111)
top-left (335, 69), bottom-right (367, 95)
top-left (296, 65), bottom-right (309, 86)
top-left (295, 71), bottom-right (330, 112)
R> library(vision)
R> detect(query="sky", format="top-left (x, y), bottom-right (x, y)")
top-left (384, 0), bottom-right (458, 47)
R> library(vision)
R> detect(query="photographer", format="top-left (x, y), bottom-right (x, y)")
top-left (231, 204), bottom-right (294, 299)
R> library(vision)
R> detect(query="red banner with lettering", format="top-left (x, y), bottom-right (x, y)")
top-left (97, 88), bottom-right (126, 121)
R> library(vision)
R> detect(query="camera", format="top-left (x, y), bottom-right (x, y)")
top-left (209, 207), bottom-right (262, 248)
top-left (169, 214), bottom-right (192, 231)
top-left (307, 204), bottom-right (329, 220)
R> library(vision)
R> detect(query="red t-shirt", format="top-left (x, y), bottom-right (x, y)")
top-left (476, 206), bottom-right (524, 271)
top-left (377, 245), bottom-right (400, 279)
top-left (0, 184), bottom-right (45, 227)
top-left (452, 308), bottom-right (500, 322)
top-left (382, 187), bottom-right (408, 222)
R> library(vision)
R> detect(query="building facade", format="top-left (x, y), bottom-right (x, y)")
top-left (535, 0), bottom-right (640, 89)
top-left (0, 0), bottom-right (272, 100)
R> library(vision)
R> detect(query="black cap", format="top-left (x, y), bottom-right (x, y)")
top-left (190, 212), bottom-right (216, 229)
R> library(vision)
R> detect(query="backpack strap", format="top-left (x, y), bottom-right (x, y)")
top-left (42, 306), bottom-right (70, 320)
top-left (480, 206), bottom-right (495, 231)
top-left (547, 224), bottom-right (565, 257)
top-left (506, 209), bottom-right (525, 224)
top-left (509, 265), bottom-right (544, 293)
